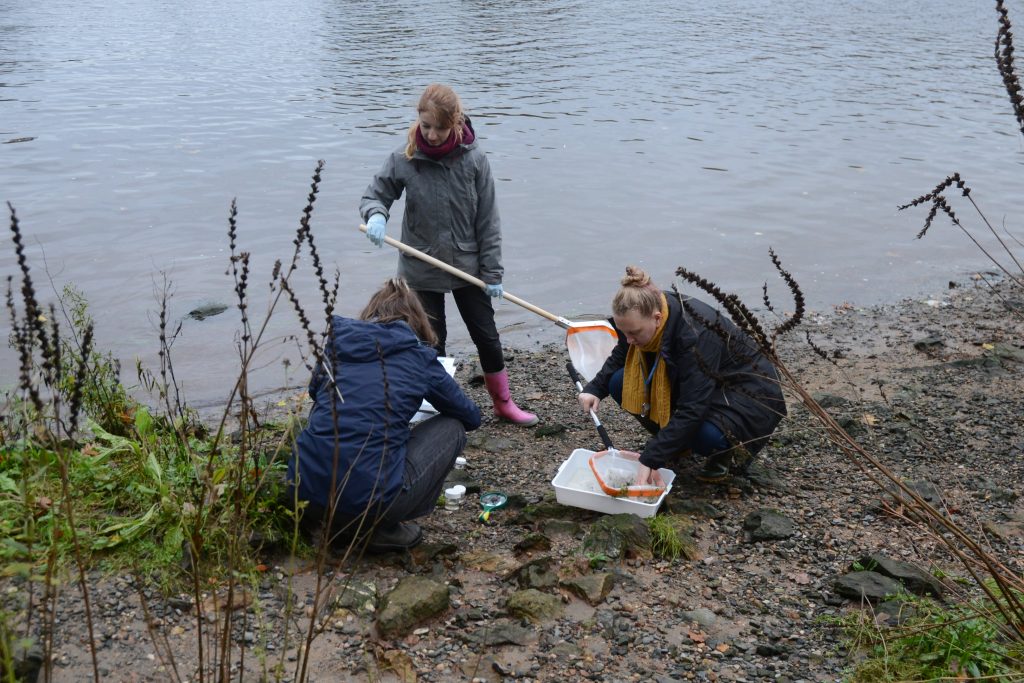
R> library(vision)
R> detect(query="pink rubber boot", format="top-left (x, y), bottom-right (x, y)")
top-left (484, 369), bottom-right (539, 426)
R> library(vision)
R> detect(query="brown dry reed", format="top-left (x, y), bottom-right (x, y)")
top-left (6, 201), bottom-right (101, 681)
top-left (676, 250), bottom-right (1024, 647)
top-left (996, 0), bottom-right (1024, 135)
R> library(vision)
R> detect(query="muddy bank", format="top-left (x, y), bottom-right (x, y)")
top-left (12, 277), bottom-right (1024, 682)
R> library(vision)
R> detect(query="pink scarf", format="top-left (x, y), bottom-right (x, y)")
top-left (415, 120), bottom-right (476, 160)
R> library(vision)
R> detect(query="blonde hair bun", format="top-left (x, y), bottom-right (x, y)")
top-left (621, 265), bottom-right (651, 288)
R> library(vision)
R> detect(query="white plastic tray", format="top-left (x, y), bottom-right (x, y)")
top-left (551, 448), bottom-right (675, 518)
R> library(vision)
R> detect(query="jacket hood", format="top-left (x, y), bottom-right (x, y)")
top-left (329, 316), bottom-right (421, 363)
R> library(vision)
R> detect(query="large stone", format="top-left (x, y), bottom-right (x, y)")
top-left (889, 479), bottom-right (944, 508)
top-left (514, 500), bottom-right (591, 525)
top-left (461, 549), bottom-right (520, 574)
top-left (333, 579), bottom-right (377, 616)
top-left (982, 509), bottom-right (1024, 541)
top-left (443, 468), bottom-right (480, 493)
top-left (506, 556), bottom-right (558, 590)
top-left (466, 433), bottom-right (514, 453)
top-left (506, 589), bottom-right (564, 623)
top-left (681, 607), bottom-right (718, 629)
top-left (539, 519), bottom-right (582, 537)
top-left (514, 532), bottom-right (552, 553)
top-left (458, 620), bottom-right (535, 646)
top-left (583, 514), bottom-right (653, 561)
top-left (735, 461), bottom-right (790, 493)
top-left (742, 509), bottom-right (796, 542)
top-left (560, 572), bottom-right (614, 605)
top-left (855, 554), bottom-right (945, 597)
top-left (833, 571), bottom-right (905, 602)
top-left (376, 576), bottom-right (449, 638)
top-left (187, 302), bottom-right (228, 320)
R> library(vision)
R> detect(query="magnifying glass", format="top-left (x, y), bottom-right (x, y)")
top-left (477, 491), bottom-right (508, 524)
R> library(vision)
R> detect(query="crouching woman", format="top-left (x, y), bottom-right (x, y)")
top-left (289, 278), bottom-right (480, 552)
top-left (578, 266), bottom-right (786, 485)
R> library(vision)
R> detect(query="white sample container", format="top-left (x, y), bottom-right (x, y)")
top-left (551, 448), bottom-right (676, 518)
top-left (444, 484), bottom-right (466, 511)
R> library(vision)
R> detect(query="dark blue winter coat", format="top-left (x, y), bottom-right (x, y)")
top-left (289, 316), bottom-right (480, 517)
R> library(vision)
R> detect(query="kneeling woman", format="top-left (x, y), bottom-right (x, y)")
top-left (578, 266), bottom-right (786, 485)
top-left (289, 278), bottom-right (480, 552)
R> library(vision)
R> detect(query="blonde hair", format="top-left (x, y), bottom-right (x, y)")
top-left (359, 278), bottom-right (438, 346)
top-left (611, 266), bottom-right (662, 317)
top-left (404, 83), bottom-right (466, 159)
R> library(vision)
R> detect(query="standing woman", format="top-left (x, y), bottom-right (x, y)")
top-left (578, 266), bottom-right (786, 484)
top-left (360, 83), bottom-right (538, 426)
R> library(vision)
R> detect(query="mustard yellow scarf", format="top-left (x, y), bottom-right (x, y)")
top-left (621, 293), bottom-right (672, 427)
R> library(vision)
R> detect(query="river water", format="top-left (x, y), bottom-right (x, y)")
top-left (2, 0), bottom-right (1022, 407)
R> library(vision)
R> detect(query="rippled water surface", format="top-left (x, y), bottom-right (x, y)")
top-left (2, 0), bottom-right (1022, 405)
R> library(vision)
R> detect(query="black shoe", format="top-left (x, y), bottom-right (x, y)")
top-left (366, 522), bottom-right (423, 553)
top-left (696, 453), bottom-right (732, 483)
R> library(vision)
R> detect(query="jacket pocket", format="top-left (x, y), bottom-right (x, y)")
top-left (453, 240), bottom-right (480, 275)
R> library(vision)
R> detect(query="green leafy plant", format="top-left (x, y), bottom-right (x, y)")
top-left (845, 595), bottom-right (1024, 682)
top-left (585, 551), bottom-right (608, 570)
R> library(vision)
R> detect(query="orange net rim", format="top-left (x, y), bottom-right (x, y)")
top-left (588, 451), bottom-right (666, 498)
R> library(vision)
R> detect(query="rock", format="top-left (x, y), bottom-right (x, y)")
top-left (681, 608), bottom-right (718, 629)
top-left (187, 302), bottom-right (229, 321)
top-left (466, 433), bottom-right (514, 453)
top-left (665, 498), bottom-right (724, 519)
top-left (534, 423), bottom-right (567, 437)
top-left (812, 393), bottom-right (851, 409)
top-left (514, 532), bottom-right (552, 553)
top-left (734, 461), bottom-right (790, 493)
top-left (458, 620), bottom-right (534, 646)
top-left (443, 468), bottom-right (480, 492)
top-left (873, 599), bottom-right (917, 626)
top-left (912, 335), bottom-right (944, 352)
top-left (333, 579), bottom-right (378, 616)
top-left (560, 573), bottom-right (614, 605)
top-left (408, 542), bottom-right (459, 568)
top-left (946, 356), bottom-right (1002, 371)
top-left (742, 509), bottom-right (797, 541)
top-left (539, 519), bottom-right (582, 537)
top-left (376, 576), bottom-right (449, 638)
top-left (582, 513), bottom-right (653, 561)
top-left (12, 640), bottom-right (43, 683)
top-left (833, 571), bottom-right (905, 602)
top-left (461, 549), bottom-right (520, 574)
top-left (982, 509), bottom-right (1024, 541)
top-left (506, 556), bottom-right (558, 590)
top-left (514, 500), bottom-right (590, 525)
top-left (505, 589), bottom-right (564, 623)
top-left (885, 479), bottom-right (944, 509)
top-left (992, 342), bottom-right (1024, 364)
top-left (854, 554), bottom-right (945, 597)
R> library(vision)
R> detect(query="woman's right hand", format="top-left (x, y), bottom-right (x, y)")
top-left (366, 214), bottom-right (386, 247)
top-left (578, 392), bottom-right (601, 414)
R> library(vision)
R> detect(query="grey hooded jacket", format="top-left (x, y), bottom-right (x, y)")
top-left (359, 122), bottom-right (503, 292)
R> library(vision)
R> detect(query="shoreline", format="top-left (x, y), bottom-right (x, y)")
top-left (9, 272), bottom-right (1024, 681)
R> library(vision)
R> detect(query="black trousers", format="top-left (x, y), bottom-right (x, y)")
top-left (415, 286), bottom-right (505, 373)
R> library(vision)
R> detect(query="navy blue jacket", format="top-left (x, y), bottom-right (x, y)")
top-left (584, 292), bottom-right (786, 470)
top-left (289, 316), bottom-right (480, 517)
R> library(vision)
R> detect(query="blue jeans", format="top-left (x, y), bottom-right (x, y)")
top-left (608, 368), bottom-right (730, 456)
